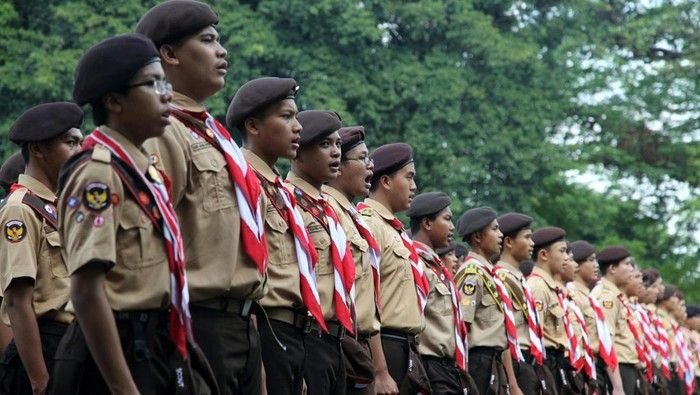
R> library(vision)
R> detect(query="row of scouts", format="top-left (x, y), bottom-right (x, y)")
top-left (0, 1), bottom-right (699, 395)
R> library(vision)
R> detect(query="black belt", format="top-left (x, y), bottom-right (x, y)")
top-left (521, 348), bottom-right (537, 365)
top-left (113, 309), bottom-right (167, 362)
top-left (37, 318), bottom-right (69, 336)
top-left (469, 346), bottom-right (504, 358)
top-left (191, 297), bottom-right (254, 317)
top-left (357, 332), bottom-right (376, 343)
top-left (266, 307), bottom-right (314, 331)
top-left (309, 320), bottom-right (346, 340)
top-left (422, 355), bottom-right (456, 366)
top-left (381, 329), bottom-right (418, 346)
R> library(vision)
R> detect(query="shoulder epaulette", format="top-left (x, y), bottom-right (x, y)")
top-left (91, 144), bottom-right (112, 164)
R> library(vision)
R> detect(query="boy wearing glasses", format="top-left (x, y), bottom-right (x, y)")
top-left (137, 1), bottom-right (268, 393)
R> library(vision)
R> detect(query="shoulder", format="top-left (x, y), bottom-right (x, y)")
top-left (0, 193), bottom-right (39, 243)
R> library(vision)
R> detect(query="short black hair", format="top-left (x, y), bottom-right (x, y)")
top-left (409, 212), bottom-right (439, 235)
top-left (20, 144), bottom-right (30, 164)
top-left (91, 101), bottom-right (108, 126)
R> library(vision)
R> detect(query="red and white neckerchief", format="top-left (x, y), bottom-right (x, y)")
top-left (172, 107), bottom-right (268, 274)
top-left (469, 256), bottom-right (523, 362)
top-left (556, 288), bottom-right (580, 367)
top-left (273, 177), bottom-right (327, 332)
top-left (650, 311), bottom-right (672, 379)
top-left (566, 293), bottom-right (596, 380)
top-left (589, 295), bottom-right (618, 371)
top-left (84, 129), bottom-right (192, 358)
top-left (497, 264), bottom-right (546, 365)
top-left (343, 204), bottom-right (382, 313)
top-left (673, 324), bottom-right (697, 395)
top-left (618, 295), bottom-right (648, 370)
top-left (415, 242), bottom-right (469, 371)
top-left (631, 302), bottom-right (657, 382)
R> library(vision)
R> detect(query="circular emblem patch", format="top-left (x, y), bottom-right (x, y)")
top-left (4, 220), bottom-right (26, 243)
top-left (83, 182), bottom-right (110, 211)
top-left (67, 196), bottom-right (79, 209)
top-left (463, 280), bottom-right (476, 296)
top-left (602, 300), bottom-right (614, 309)
top-left (535, 299), bottom-right (544, 311)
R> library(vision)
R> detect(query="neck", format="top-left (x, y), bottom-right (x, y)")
top-left (369, 191), bottom-right (396, 214)
top-left (327, 181), bottom-right (355, 202)
top-left (413, 231), bottom-right (433, 249)
top-left (245, 141), bottom-right (278, 169)
top-left (500, 250), bottom-right (520, 269)
top-left (574, 277), bottom-right (591, 290)
top-left (104, 122), bottom-right (145, 148)
top-left (535, 261), bottom-right (550, 275)
top-left (169, 75), bottom-right (213, 106)
top-left (470, 245), bottom-right (489, 260)
top-left (292, 164), bottom-right (323, 190)
top-left (24, 162), bottom-right (54, 192)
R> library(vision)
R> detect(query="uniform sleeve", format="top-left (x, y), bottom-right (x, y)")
top-left (0, 202), bottom-right (41, 291)
top-left (58, 160), bottom-right (123, 274)
top-left (143, 122), bottom-right (190, 206)
top-left (458, 271), bottom-right (481, 324)
top-left (598, 291), bottom-right (619, 337)
top-left (527, 277), bottom-right (548, 313)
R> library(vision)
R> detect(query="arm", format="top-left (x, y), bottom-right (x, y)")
top-left (502, 351), bottom-right (524, 395)
top-left (71, 261), bottom-right (139, 395)
top-left (5, 278), bottom-right (48, 394)
top-left (606, 365), bottom-right (624, 395)
top-left (369, 333), bottom-right (398, 395)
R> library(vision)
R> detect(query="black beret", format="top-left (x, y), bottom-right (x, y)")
top-left (297, 110), bottom-right (342, 146)
top-left (74, 34), bottom-right (160, 106)
top-left (226, 77), bottom-right (299, 130)
top-left (569, 240), bottom-right (596, 263)
top-left (406, 192), bottom-right (451, 218)
top-left (531, 227), bottom-right (567, 250)
top-left (686, 305), bottom-right (700, 318)
top-left (135, 0), bottom-right (218, 48)
top-left (9, 102), bottom-right (83, 144)
top-left (435, 242), bottom-right (456, 257)
top-left (596, 245), bottom-right (630, 265)
top-left (453, 243), bottom-right (468, 258)
top-left (338, 126), bottom-right (366, 155)
top-left (457, 207), bottom-right (497, 238)
top-left (369, 143), bottom-right (413, 180)
top-left (0, 152), bottom-right (24, 190)
top-left (497, 212), bottom-right (533, 236)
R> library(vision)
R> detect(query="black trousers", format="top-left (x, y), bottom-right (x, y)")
top-left (50, 311), bottom-right (216, 395)
top-left (422, 356), bottom-right (465, 395)
top-left (0, 319), bottom-right (67, 395)
top-left (259, 319), bottom-right (305, 395)
top-left (513, 359), bottom-right (541, 395)
top-left (619, 363), bottom-right (643, 395)
top-left (468, 347), bottom-right (508, 395)
top-left (304, 329), bottom-right (346, 395)
top-left (346, 337), bottom-right (374, 395)
top-left (191, 306), bottom-right (261, 395)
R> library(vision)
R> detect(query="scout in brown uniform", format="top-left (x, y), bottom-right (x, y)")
top-left (359, 143), bottom-right (425, 394)
top-left (591, 246), bottom-right (640, 395)
top-left (0, 103), bottom-right (83, 394)
top-left (436, 242), bottom-right (459, 276)
top-left (324, 126), bottom-right (380, 394)
top-left (657, 285), bottom-right (684, 394)
top-left (496, 213), bottom-right (542, 395)
top-left (137, 2), bottom-right (267, 393)
top-left (454, 207), bottom-right (512, 395)
top-left (641, 269), bottom-right (670, 395)
top-left (527, 227), bottom-right (571, 393)
top-left (287, 110), bottom-right (351, 395)
top-left (227, 77), bottom-right (314, 394)
top-left (408, 192), bottom-right (477, 395)
top-left (53, 33), bottom-right (215, 394)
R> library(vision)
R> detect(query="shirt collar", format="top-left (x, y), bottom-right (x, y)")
top-left (243, 149), bottom-right (280, 182)
top-left (17, 174), bottom-right (56, 202)
top-left (361, 198), bottom-right (396, 222)
top-left (285, 171), bottom-right (322, 199)
top-left (171, 91), bottom-right (206, 113)
top-left (601, 277), bottom-right (622, 297)
top-left (99, 126), bottom-right (150, 174)
top-left (322, 185), bottom-right (354, 213)
top-left (496, 260), bottom-right (522, 279)
top-left (532, 266), bottom-right (558, 290)
top-left (468, 251), bottom-right (494, 270)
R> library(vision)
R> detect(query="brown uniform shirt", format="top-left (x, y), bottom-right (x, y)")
top-left (323, 185), bottom-right (379, 334)
top-left (568, 281), bottom-right (599, 355)
top-left (417, 242), bottom-right (456, 358)
top-left (0, 174), bottom-right (72, 325)
top-left (59, 127), bottom-right (170, 311)
top-left (527, 266), bottom-right (568, 350)
top-left (143, 92), bottom-right (266, 303)
top-left (496, 260), bottom-right (530, 348)
top-left (591, 277), bottom-right (639, 364)
top-left (455, 252), bottom-right (507, 348)
top-left (359, 198), bottom-right (423, 334)
top-left (243, 150), bottom-right (304, 311)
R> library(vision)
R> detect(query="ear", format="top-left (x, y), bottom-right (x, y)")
top-left (159, 44), bottom-right (179, 67)
top-left (103, 94), bottom-right (123, 115)
top-left (538, 247), bottom-right (547, 262)
top-left (379, 174), bottom-right (392, 191)
top-left (503, 235), bottom-right (513, 250)
top-left (244, 117), bottom-right (261, 138)
top-left (27, 142), bottom-right (44, 160)
top-left (421, 217), bottom-right (432, 232)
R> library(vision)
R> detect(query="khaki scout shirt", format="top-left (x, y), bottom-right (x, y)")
top-left (143, 92), bottom-right (266, 303)
top-left (360, 198), bottom-right (423, 334)
top-left (323, 185), bottom-right (379, 334)
top-left (0, 175), bottom-right (72, 325)
top-left (59, 127), bottom-right (170, 311)
top-left (244, 150), bottom-right (304, 311)
top-left (527, 266), bottom-right (568, 350)
top-left (286, 172), bottom-right (340, 322)
top-left (455, 252), bottom-right (507, 348)
top-left (496, 260), bottom-right (530, 348)
top-left (591, 277), bottom-right (639, 364)
top-left (568, 281), bottom-right (599, 355)
top-left (417, 242), bottom-right (457, 358)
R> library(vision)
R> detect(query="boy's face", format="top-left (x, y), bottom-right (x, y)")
top-left (545, 240), bottom-right (569, 275)
top-left (119, 62), bottom-right (172, 140)
top-left (576, 254), bottom-right (599, 286)
top-left (427, 207), bottom-right (454, 249)
top-left (384, 163), bottom-right (416, 213)
top-left (170, 26), bottom-right (227, 96)
top-left (336, 143), bottom-right (374, 199)
top-left (295, 131), bottom-right (341, 184)
top-left (478, 220), bottom-right (503, 258)
top-left (252, 99), bottom-right (301, 160)
top-left (507, 228), bottom-right (533, 263)
top-left (40, 129), bottom-right (84, 179)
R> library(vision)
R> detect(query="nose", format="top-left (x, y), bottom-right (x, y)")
top-left (292, 117), bottom-right (302, 133)
top-left (161, 91), bottom-right (172, 103)
top-left (449, 221), bottom-right (455, 231)
top-left (216, 41), bottom-right (227, 58)
top-left (409, 179), bottom-right (417, 191)
top-left (331, 143), bottom-right (341, 158)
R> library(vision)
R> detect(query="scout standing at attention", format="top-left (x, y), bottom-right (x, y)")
top-left (454, 207), bottom-right (517, 395)
top-left (359, 143), bottom-right (427, 395)
top-left (137, 2), bottom-right (268, 393)
top-left (408, 192), bottom-right (477, 395)
top-left (287, 110), bottom-right (353, 394)
top-left (227, 76), bottom-right (324, 395)
top-left (323, 126), bottom-right (381, 395)
top-left (53, 33), bottom-right (215, 394)
top-left (0, 103), bottom-right (83, 394)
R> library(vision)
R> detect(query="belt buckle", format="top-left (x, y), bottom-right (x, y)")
top-left (241, 300), bottom-right (253, 317)
top-left (303, 314), bottom-right (314, 333)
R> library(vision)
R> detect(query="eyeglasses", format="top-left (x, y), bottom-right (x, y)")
top-left (344, 156), bottom-right (374, 166)
top-left (127, 79), bottom-right (173, 95)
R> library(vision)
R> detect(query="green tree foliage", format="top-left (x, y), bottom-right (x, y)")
top-left (0, 0), bottom-right (697, 301)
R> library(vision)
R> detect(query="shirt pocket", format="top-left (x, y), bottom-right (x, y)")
top-left (348, 233), bottom-right (369, 275)
top-left (547, 303), bottom-right (565, 338)
top-left (116, 202), bottom-right (162, 270)
top-left (390, 241), bottom-right (411, 280)
top-left (434, 281), bottom-right (453, 316)
top-left (265, 211), bottom-right (295, 266)
top-left (192, 152), bottom-right (234, 213)
top-left (480, 287), bottom-right (502, 323)
top-left (312, 231), bottom-right (333, 275)
top-left (42, 230), bottom-right (68, 278)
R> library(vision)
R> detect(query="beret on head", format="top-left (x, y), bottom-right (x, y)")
top-left (406, 192), bottom-right (451, 219)
top-left (497, 212), bottom-right (533, 236)
top-left (297, 110), bottom-right (342, 146)
top-left (435, 242), bottom-right (456, 257)
top-left (338, 126), bottom-right (365, 156)
top-left (226, 77), bottom-right (299, 130)
top-left (73, 34), bottom-right (159, 106)
top-left (457, 207), bottom-right (497, 238)
top-left (531, 227), bottom-right (567, 250)
top-left (453, 243), bottom-right (468, 258)
top-left (569, 240), bottom-right (596, 263)
top-left (9, 102), bottom-right (83, 144)
top-left (369, 143), bottom-right (413, 181)
top-left (135, 0), bottom-right (218, 47)
top-left (596, 245), bottom-right (630, 265)
top-left (0, 152), bottom-right (25, 190)
top-left (686, 305), bottom-right (700, 318)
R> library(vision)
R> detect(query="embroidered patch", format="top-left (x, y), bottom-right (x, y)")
top-left (83, 182), bottom-right (110, 211)
top-left (535, 300), bottom-right (544, 311)
top-left (150, 153), bottom-right (160, 166)
top-left (44, 204), bottom-right (55, 216)
top-left (498, 270), bottom-right (507, 280)
top-left (67, 196), bottom-right (79, 209)
top-left (602, 300), bottom-right (614, 309)
top-left (205, 128), bottom-right (214, 138)
top-left (93, 215), bottom-right (105, 228)
top-left (138, 192), bottom-right (150, 205)
top-left (463, 280), bottom-right (476, 296)
top-left (111, 194), bottom-right (120, 206)
top-left (4, 220), bottom-right (26, 243)
top-left (75, 211), bottom-right (85, 223)
top-left (148, 165), bottom-right (163, 183)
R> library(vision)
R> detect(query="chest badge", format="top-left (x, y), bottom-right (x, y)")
top-left (602, 300), bottom-right (614, 309)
